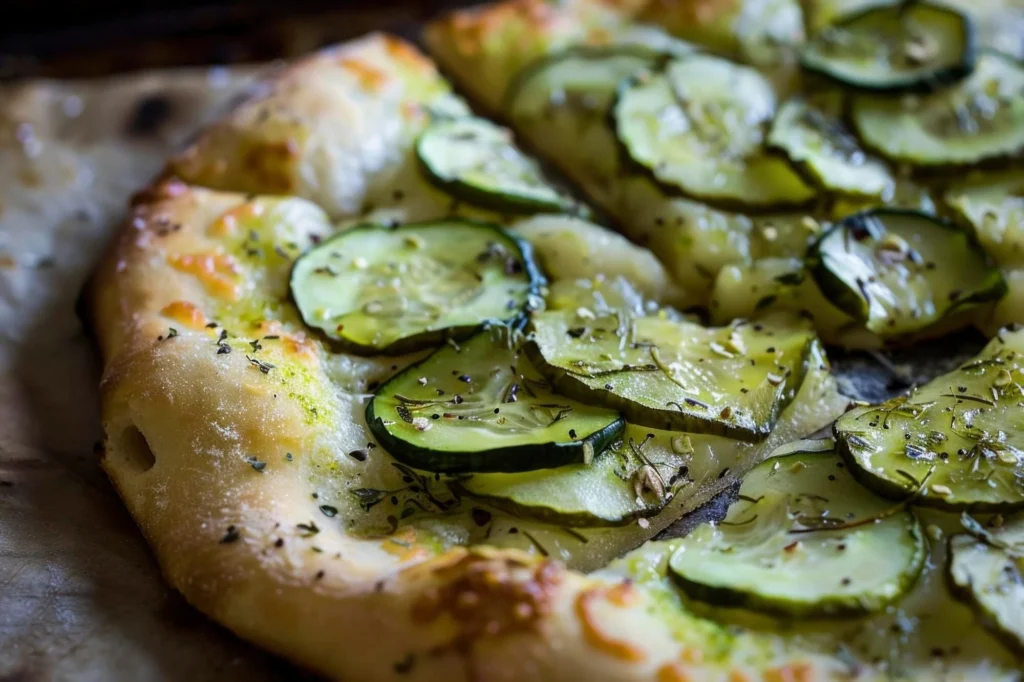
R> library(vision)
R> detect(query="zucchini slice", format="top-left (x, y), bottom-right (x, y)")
top-left (612, 55), bottom-right (817, 209)
top-left (668, 444), bottom-right (925, 618)
top-left (416, 116), bottom-right (577, 214)
top-left (290, 219), bottom-right (542, 354)
top-left (851, 52), bottom-right (1024, 166)
top-left (505, 47), bottom-right (658, 125)
top-left (800, 2), bottom-right (975, 93)
top-left (457, 437), bottom-right (683, 527)
top-left (767, 97), bottom-right (894, 198)
top-left (526, 310), bottom-right (814, 441)
top-left (808, 209), bottom-right (1006, 337)
top-left (366, 327), bottom-right (624, 473)
top-left (835, 326), bottom-right (1024, 510)
top-left (948, 514), bottom-right (1024, 655)
top-left (944, 169), bottom-right (1024, 268)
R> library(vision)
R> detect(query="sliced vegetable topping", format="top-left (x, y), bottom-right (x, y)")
top-left (290, 219), bottom-right (541, 354)
top-left (800, 2), bottom-right (975, 93)
top-left (944, 169), bottom-right (1024, 267)
top-left (852, 52), bottom-right (1024, 166)
top-left (504, 47), bottom-right (661, 120)
top-left (669, 443), bottom-right (925, 617)
top-left (767, 97), bottom-right (894, 198)
top-left (835, 326), bottom-right (1024, 510)
top-left (526, 310), bottom-right (813, 441)
top-left (808, 209), bottom-right (1005, 336)
top-left (457, 436), bottom-right (683, 526)
top-left (416, 116), bottom-right (577, 214)
top-left (948, 513), bottom-right (1024, 654)
top-left (613, 55), bottom-right (817, 209)
top-left (366, 327), bottom-right (624, 473)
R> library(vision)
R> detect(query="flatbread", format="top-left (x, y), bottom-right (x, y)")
top-left (81, 4), bottom-right (1024, 681)
top-left (86, 32), bottom-right (853, 681)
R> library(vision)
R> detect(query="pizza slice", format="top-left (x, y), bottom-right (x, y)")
top-left (88, 32), bottom-right (850, 681)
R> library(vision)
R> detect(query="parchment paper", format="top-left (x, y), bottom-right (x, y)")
top-left (0, 66), bottom-right (306, 682)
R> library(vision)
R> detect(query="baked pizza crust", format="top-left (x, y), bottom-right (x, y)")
top-left (87, 32), bottom-right (846, 681)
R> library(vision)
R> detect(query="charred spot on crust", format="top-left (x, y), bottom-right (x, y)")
top-left (127, 95), bottom-right (174, 138)
top-left (410, 550), bottom-right (562, 656)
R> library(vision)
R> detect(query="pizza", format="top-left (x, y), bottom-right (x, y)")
top-left (86, 1), bottom-right (1024, 680)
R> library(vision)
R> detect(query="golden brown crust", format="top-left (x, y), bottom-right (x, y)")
top-left (88, 33), bottom-right (843, 682)
top-left (167, 33), bottom-right (448, 216)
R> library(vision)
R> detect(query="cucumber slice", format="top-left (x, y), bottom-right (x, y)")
top-left (851, 52), bottom-right (1024, 166)
top-left (504, 47), bottom-right (663, 121)
top-left (526, 311), bottom-right (813, 441)
top-left (612, 55), bottom-right (817, 209)
top-left (416, 116), bottom-right (577, 214)
top-left (668, 445), bottom-right (925, 617)
top-left (366, 327), bottom-right (624, 473)
top-left (800, 2), bottom-right (975, 93)
top-left (835, 326), bottom-right (1024, 510)
top-left (808, 209), bottom-right (1006, 337)
top-left (944, 169), bottom-right (1024, 268)
top-left (767, 97), bottom-right (894, 198)
top-left (948, 514), bottom-right (1024, 655)
top-left (290, 219), bottom-right (542, 354)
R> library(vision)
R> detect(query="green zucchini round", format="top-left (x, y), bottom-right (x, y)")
top-left (612, 54), bottom-right (817, 210)
top-left (668, 445), bottom-right (926, 618)
top-left (807, 208), bottom-right (1006, 337)
top-left (947, 513), bottom-right (1024, 655)
top-left (503, 46), bottom-right (669, 118)
top-left (526, 310), bottom-right (814, 441)
top-left (456, 445), bottom-right (672, 527)
top-left (416, 116), bottom-right (578, 214)
top-left (290, 219), bottom-right (543, 354)
top-left (943, 168), bottom-right (1024, 268)
top-left (800, 2), bottom-right (975, 93)
top-left (851, 51), bottom-right (1024, 167)
top-left (366, 327), bottom-right (624, 473)
top-left (767, 97), bottom-right (894, 198)
top-left (835, 326), bottom-right (1024, 511)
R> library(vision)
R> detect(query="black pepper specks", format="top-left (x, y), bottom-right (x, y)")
top-left (220, 525), bottom-right (241, 544)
